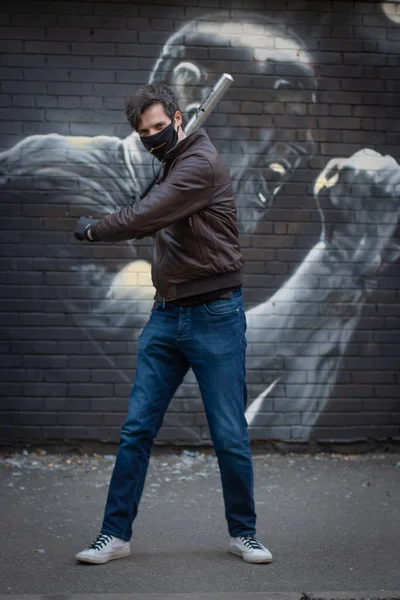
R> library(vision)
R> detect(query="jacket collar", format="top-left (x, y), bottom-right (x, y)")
top-left (163, 128), bottom-right (208, 166)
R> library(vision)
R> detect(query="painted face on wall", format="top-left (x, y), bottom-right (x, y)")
top-left (150, 13), bottom-right (318, 233)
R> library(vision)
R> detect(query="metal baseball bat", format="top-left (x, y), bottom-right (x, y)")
top-left (184, 72), bottom-right (234, 135)
top-left (140, 73), bottom-right (234, 199)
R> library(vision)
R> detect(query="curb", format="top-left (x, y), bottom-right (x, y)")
top-left (0, 593), bottom-right (399, 600)
top-left (305, 593), bottom-right (400, 600)
top-left (0, 595), bottom-right (300, 600)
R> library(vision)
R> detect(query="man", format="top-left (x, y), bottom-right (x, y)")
top-left (74, 83), bottom-right (272, 565)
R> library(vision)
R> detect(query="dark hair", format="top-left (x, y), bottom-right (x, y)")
top-left (125, 83), bottom-right (181, 132)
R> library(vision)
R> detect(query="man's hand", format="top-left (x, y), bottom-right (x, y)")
top-left (74, 216), bottom-right (100, 242)
top-left (314, 149), bottom-right (400, 278)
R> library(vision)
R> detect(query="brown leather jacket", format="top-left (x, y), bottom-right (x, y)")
top-left (96, 129), bottom-right (243, 302)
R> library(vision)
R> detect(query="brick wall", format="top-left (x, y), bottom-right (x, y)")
top-left (1, 0), bottom-right (399, 445)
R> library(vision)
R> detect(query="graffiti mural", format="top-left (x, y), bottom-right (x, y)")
top-left (1, 6), bottom-right (399, 443)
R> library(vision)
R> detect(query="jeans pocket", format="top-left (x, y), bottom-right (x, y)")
top-left (204, 296), bottom-right (240, 316)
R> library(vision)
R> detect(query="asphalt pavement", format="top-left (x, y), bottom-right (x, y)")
top-left (0, 447), bottom-right (399, 599)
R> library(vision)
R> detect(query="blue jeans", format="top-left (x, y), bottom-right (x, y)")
top-left (100, 289), bottom-right (256, 540)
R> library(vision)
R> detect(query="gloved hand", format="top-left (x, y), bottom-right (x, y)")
top-left (74, 216), bottom-right (100, 242)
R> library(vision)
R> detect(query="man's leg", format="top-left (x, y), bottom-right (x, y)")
top-left (181, 291), bottom-right (256, 537)
top-left (101, 303), bottom-right (189, 541)
top-left (76, 303), bottom-right (188, 563)
top-left (181, 291), bottom-right (272, 563)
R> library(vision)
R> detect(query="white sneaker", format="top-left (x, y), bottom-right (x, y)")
top-left (230, 534), bottom-right (273, 563)
top-left (75, 533), bottom-right (130, 564)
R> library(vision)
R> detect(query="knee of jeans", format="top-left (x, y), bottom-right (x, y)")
top-left (213, 432), bottom-right (251, 455)
top-left (120, 413), bottom-right (158, 445)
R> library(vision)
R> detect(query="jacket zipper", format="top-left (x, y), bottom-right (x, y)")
top-left (155, 234), bottom-right (166, 302)
top-left (155, 236), bottom-right (170, 306)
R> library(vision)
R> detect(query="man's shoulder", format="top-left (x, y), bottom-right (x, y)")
top-left (189, 129), bottom-right (216, 151)
top-left (165, 129), bottom-right (228, 184)
top-left (180, 131), bottom-right (221, 167)
top-left (171, 129), bottom-right (215, 158)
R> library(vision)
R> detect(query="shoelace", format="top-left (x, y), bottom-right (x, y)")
top-left (87, 533), bottom-right (114, 551)
top-left (239, 535), bottom-right (265, 550)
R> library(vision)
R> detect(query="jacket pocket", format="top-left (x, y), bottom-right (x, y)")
top-left (188, 215), bottom-right (203, 262)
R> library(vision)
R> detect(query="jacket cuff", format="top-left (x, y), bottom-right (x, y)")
top-left (86, 220), bottom-right (101, 242)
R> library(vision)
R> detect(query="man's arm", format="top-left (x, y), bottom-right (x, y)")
top-left (91, 153), bottom-right (214, 242)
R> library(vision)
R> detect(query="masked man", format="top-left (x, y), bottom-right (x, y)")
top-left (74, 83), bottom-right (273, 565)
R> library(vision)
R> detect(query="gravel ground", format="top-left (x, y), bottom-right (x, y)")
top-left (0, 448), bottom-right (399, 595)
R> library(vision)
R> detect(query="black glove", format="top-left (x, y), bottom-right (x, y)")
top-left (74, 217), bottom-right (100, 242)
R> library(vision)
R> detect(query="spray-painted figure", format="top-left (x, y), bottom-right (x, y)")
top-left (1, 12), bottom-right (399, 441)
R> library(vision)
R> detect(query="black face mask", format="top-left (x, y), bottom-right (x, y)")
top-left (140, 122), bottom-right (179, 162)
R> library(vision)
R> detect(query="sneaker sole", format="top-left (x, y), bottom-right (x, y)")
top-left (229, 547), bottom-right (273, 564)
top-left (75, 548), bottom-right (131, 564)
